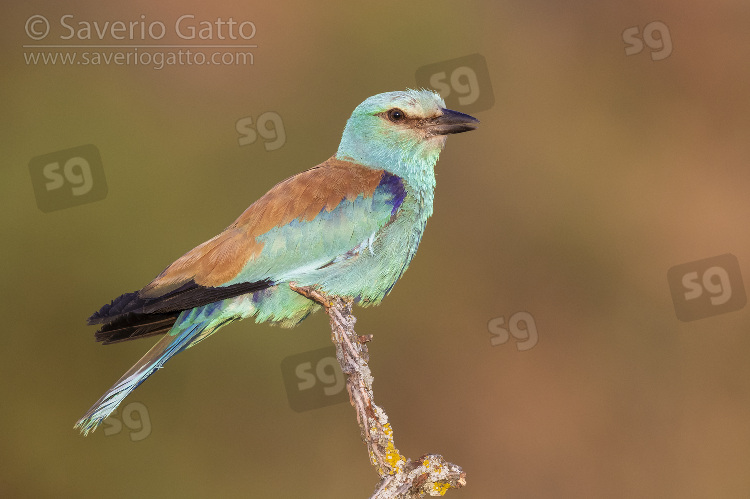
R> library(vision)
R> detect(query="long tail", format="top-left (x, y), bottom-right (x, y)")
top-left (74, 302), bottom-right (239, 435)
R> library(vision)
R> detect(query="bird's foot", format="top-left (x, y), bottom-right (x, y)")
top-left (288, 282), bottom-right (332, 310)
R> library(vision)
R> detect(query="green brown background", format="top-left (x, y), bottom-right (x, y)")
top-left (2, 1), bottom-right (750, 497)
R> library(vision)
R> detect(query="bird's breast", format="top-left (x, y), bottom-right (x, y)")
top-left (309, 190), bottom-right (431, 304)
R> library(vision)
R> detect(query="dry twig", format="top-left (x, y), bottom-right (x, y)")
top-left (290, 283), bottom-right (466, 498)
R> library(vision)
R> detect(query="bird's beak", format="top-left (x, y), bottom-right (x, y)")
top-left (427, 108), bottom-right (480, 135)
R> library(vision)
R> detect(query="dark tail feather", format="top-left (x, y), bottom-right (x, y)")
top-left (94, 312), bottom-right (180, 344)
top-left (88, 290), bottom-right (147, 325)
top-left (88, 290), bottom-right (179, 344)
top-left (87, 279), bottom-right (272, 345)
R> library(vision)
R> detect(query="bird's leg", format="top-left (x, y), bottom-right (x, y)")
top-left (289, 282), bottom-right (466, 498)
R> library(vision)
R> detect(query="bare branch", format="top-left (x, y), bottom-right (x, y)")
top-left (290, 283), bottom-right (467, 498)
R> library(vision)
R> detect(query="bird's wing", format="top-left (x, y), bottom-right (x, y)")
top-left (140, 156), bottom-right (406, 299)
top-left (88, 157), bottom-right (406, 343)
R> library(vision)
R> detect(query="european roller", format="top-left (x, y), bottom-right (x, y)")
top-left (75, 89), bottom-right (479, 435)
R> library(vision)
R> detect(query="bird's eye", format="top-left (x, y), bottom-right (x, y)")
top-left (387, 108), bottom-right (406, 122)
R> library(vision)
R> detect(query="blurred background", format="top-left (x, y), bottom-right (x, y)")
top-left (2, 1), bottom-right (750, 497)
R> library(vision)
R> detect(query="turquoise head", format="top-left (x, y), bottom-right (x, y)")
top-left (336, 89), bottom-right (479, 191)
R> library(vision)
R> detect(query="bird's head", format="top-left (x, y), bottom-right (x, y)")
top-left (336, 89), bottom-right (479, 185)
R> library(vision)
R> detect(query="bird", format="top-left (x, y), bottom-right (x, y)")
top-left (75, 89), bottom-right (479, 435)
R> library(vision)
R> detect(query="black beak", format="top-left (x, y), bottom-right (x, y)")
top-left (427, 108), bottom-right (480, 135)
